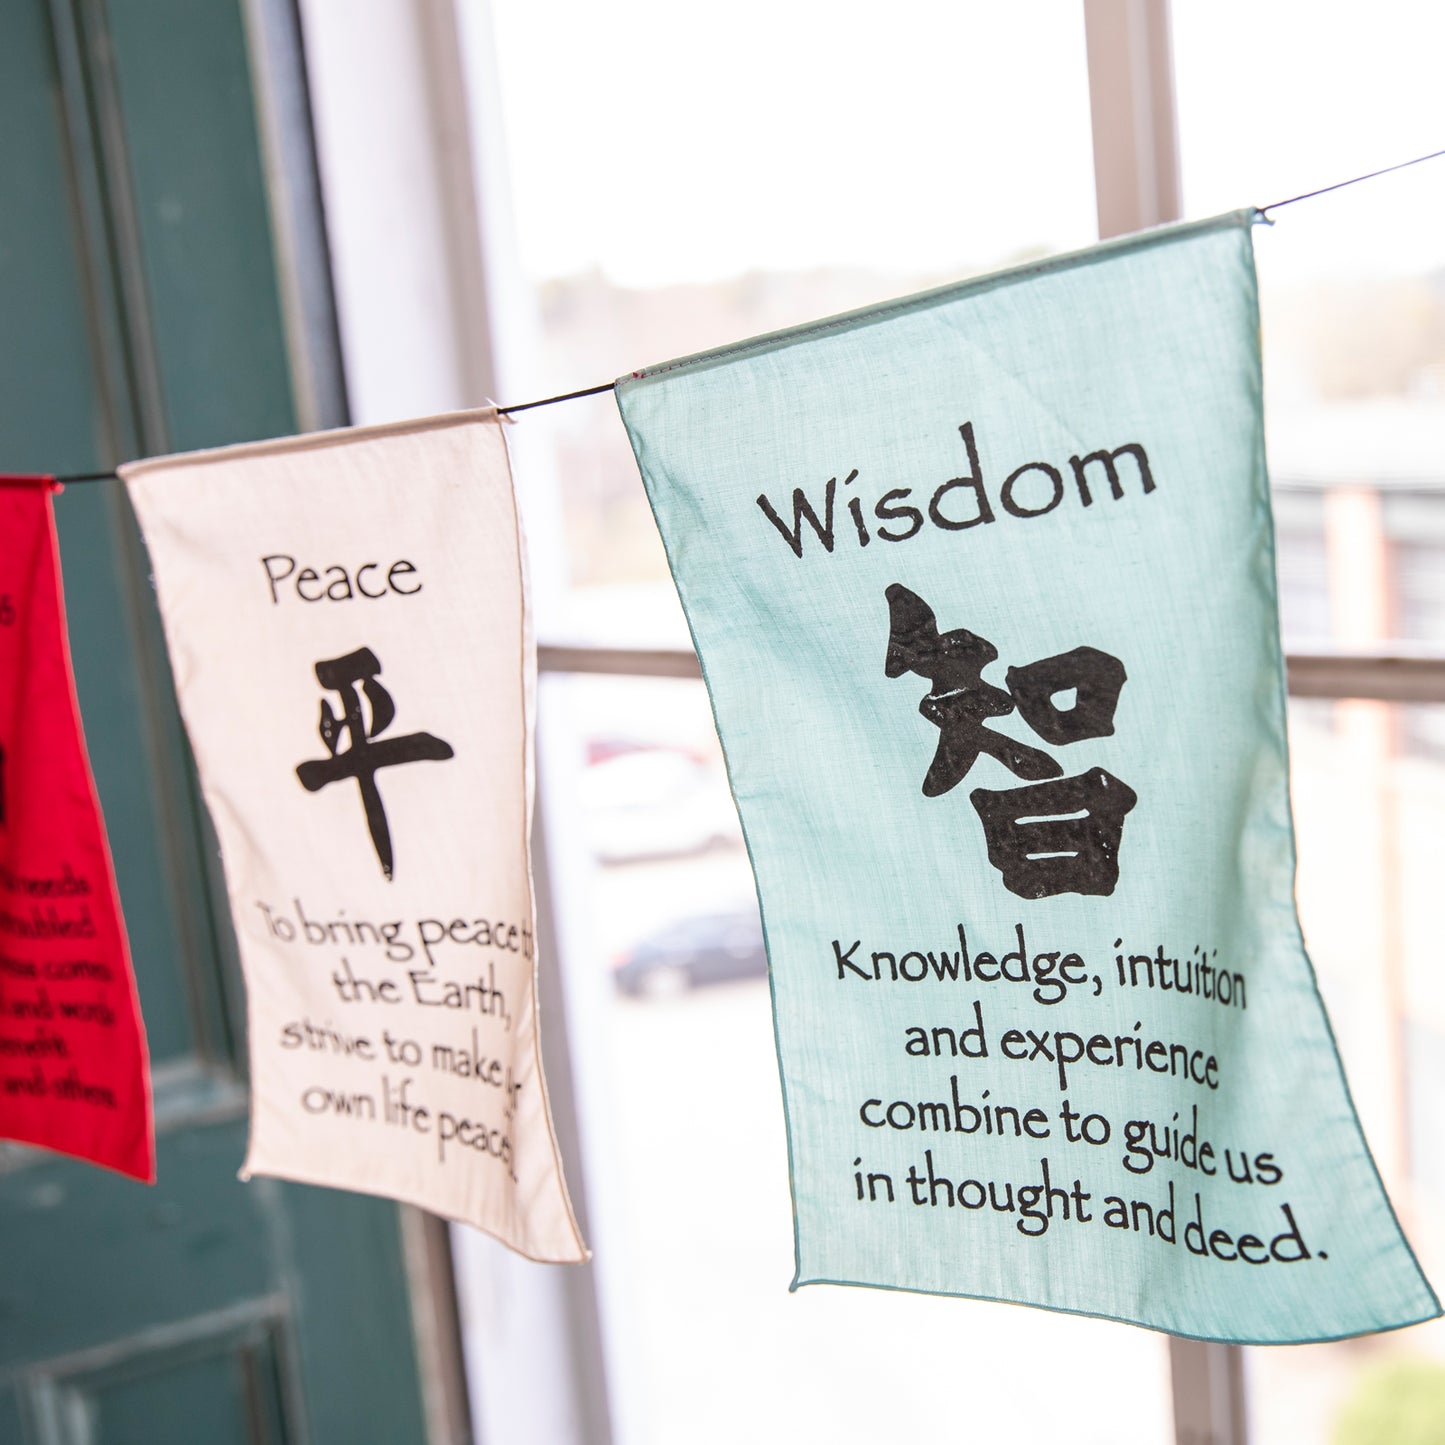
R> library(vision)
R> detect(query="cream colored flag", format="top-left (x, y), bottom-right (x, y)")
top-left (123, 410), bottom-right (585, 1263)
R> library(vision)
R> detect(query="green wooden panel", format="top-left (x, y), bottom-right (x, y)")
top-left (0, 3), bottom-right (435, 1442)
top-left (56, 1334), bottom-right (288, 1445)
top-left (83, 1353), bottom-right (274, 1445)
top-left (0, 1126), bottom-right (431, 1444)
top-left (0, 0), bottom-right (216, 1071)
top-left (101, 0), bottom-right (298, 453)
top-left (0, 0), bottom-right (110, 473)
top-left (55, 484), bottom-right (210, 1068)
top-left (0, 1121), bottom-right (267, 1367)
top-left (0, 1389), bottom-right (25, 1443)
top-left (0, 0), bottom-right (217, 1073)
top-left (279, 1185), bottom-right (432, 1445)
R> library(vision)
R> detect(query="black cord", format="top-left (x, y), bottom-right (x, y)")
top-left (499, 380), bottom-right (616, 415)
top-left (1258, 145), bottom-right (1445, 213)
top-left (45, 145), bottom-right (1445, 486)
top-left (52, 382), bottom-right (620, 483)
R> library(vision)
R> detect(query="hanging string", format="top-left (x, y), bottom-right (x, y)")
top-left (1258, 145), bottom-right (1445, 215)
top-left (51, 383), bottom-right (621, 484)
top-left (46, 143), bottom-right (1444, 487)
top-left (499, 380), bottom-right (616, 415)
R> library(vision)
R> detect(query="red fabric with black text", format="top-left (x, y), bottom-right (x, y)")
top-left (0, 479), bottom-right (153, 1180)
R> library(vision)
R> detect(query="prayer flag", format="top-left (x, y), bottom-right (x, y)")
top-left (615, 212), bottom-right (1439, 1340)
top-left (122, 413), bottom-right (584, 1261)
top-left (0, 477), bottom-right (153, 1181)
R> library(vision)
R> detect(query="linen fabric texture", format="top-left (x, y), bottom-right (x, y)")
top-left (615, 213), bottom-right (1438, 1340)
top-left (123, 413), bottom-right (584, 1262)
top-left (0, 479), bottom-right (153, 1181)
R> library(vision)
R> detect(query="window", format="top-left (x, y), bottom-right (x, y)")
top-left (1175, 5), bottom-right (1445, 1441)
top-left (470, 6), bottom-right (1175, 1444)
top-left (304, 5), bottom-right (1445, 1440)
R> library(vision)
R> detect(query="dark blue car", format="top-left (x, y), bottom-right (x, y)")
top-left (612, 909), bottom-right (767, 996)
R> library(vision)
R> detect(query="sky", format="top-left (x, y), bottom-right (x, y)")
top-left (1172, 0), bottom-right (1445, 283)
top-left (487, 0), bottom-right (1097, 286)
top-left (485, 0), bottom-right (1445, 289)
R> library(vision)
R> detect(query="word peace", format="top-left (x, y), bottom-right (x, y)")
top-left (262, 554), bottom-right (421, 604)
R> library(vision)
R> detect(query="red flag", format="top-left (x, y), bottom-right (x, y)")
top-left (0, 477), bottom-right (153, 1181)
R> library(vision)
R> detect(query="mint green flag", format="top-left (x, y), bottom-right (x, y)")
top-left (615, 212), bottom-right (1439, 1342)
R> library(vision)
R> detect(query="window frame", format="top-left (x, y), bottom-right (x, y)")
top-left (298, 3), bottom-right (1445, 1441)
top-left (534, 7), bottom-right (1445, 1443)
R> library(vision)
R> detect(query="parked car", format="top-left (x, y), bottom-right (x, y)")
top-left (613, 908), bottom-right (767, 996)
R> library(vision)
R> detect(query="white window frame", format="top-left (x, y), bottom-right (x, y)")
top-left (294, 3), bottom-right (1445, 1441)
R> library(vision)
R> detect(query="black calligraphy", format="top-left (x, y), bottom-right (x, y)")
top-left (885, 584), bottom-right (1136, 899)
top-left (296, 648), bottom-right (453, 880)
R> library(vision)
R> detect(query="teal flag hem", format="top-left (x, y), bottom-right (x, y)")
top-left (787, 1275), bottom-right (1440, 1348)
top-left (620, 210), bottom-right (1261, 390)
top-left (1243, 208), bottom-right (1442, 1339)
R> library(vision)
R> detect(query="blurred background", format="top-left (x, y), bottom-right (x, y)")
top-left (3, 2), bottom-right (1443, 1443)
top-left (475, 5), bottom-right (1445, 1442)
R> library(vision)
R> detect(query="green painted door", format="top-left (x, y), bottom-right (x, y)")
top-left (0, 3), bottom-right (435, 1441)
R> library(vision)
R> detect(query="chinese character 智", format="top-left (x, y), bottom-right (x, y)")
top-left (885, 583), bottom-right (1135, 898)
top-left (884, 582), bottom-right (1059, 793)
top-left (970, 767), bottom-right (1137, 899)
